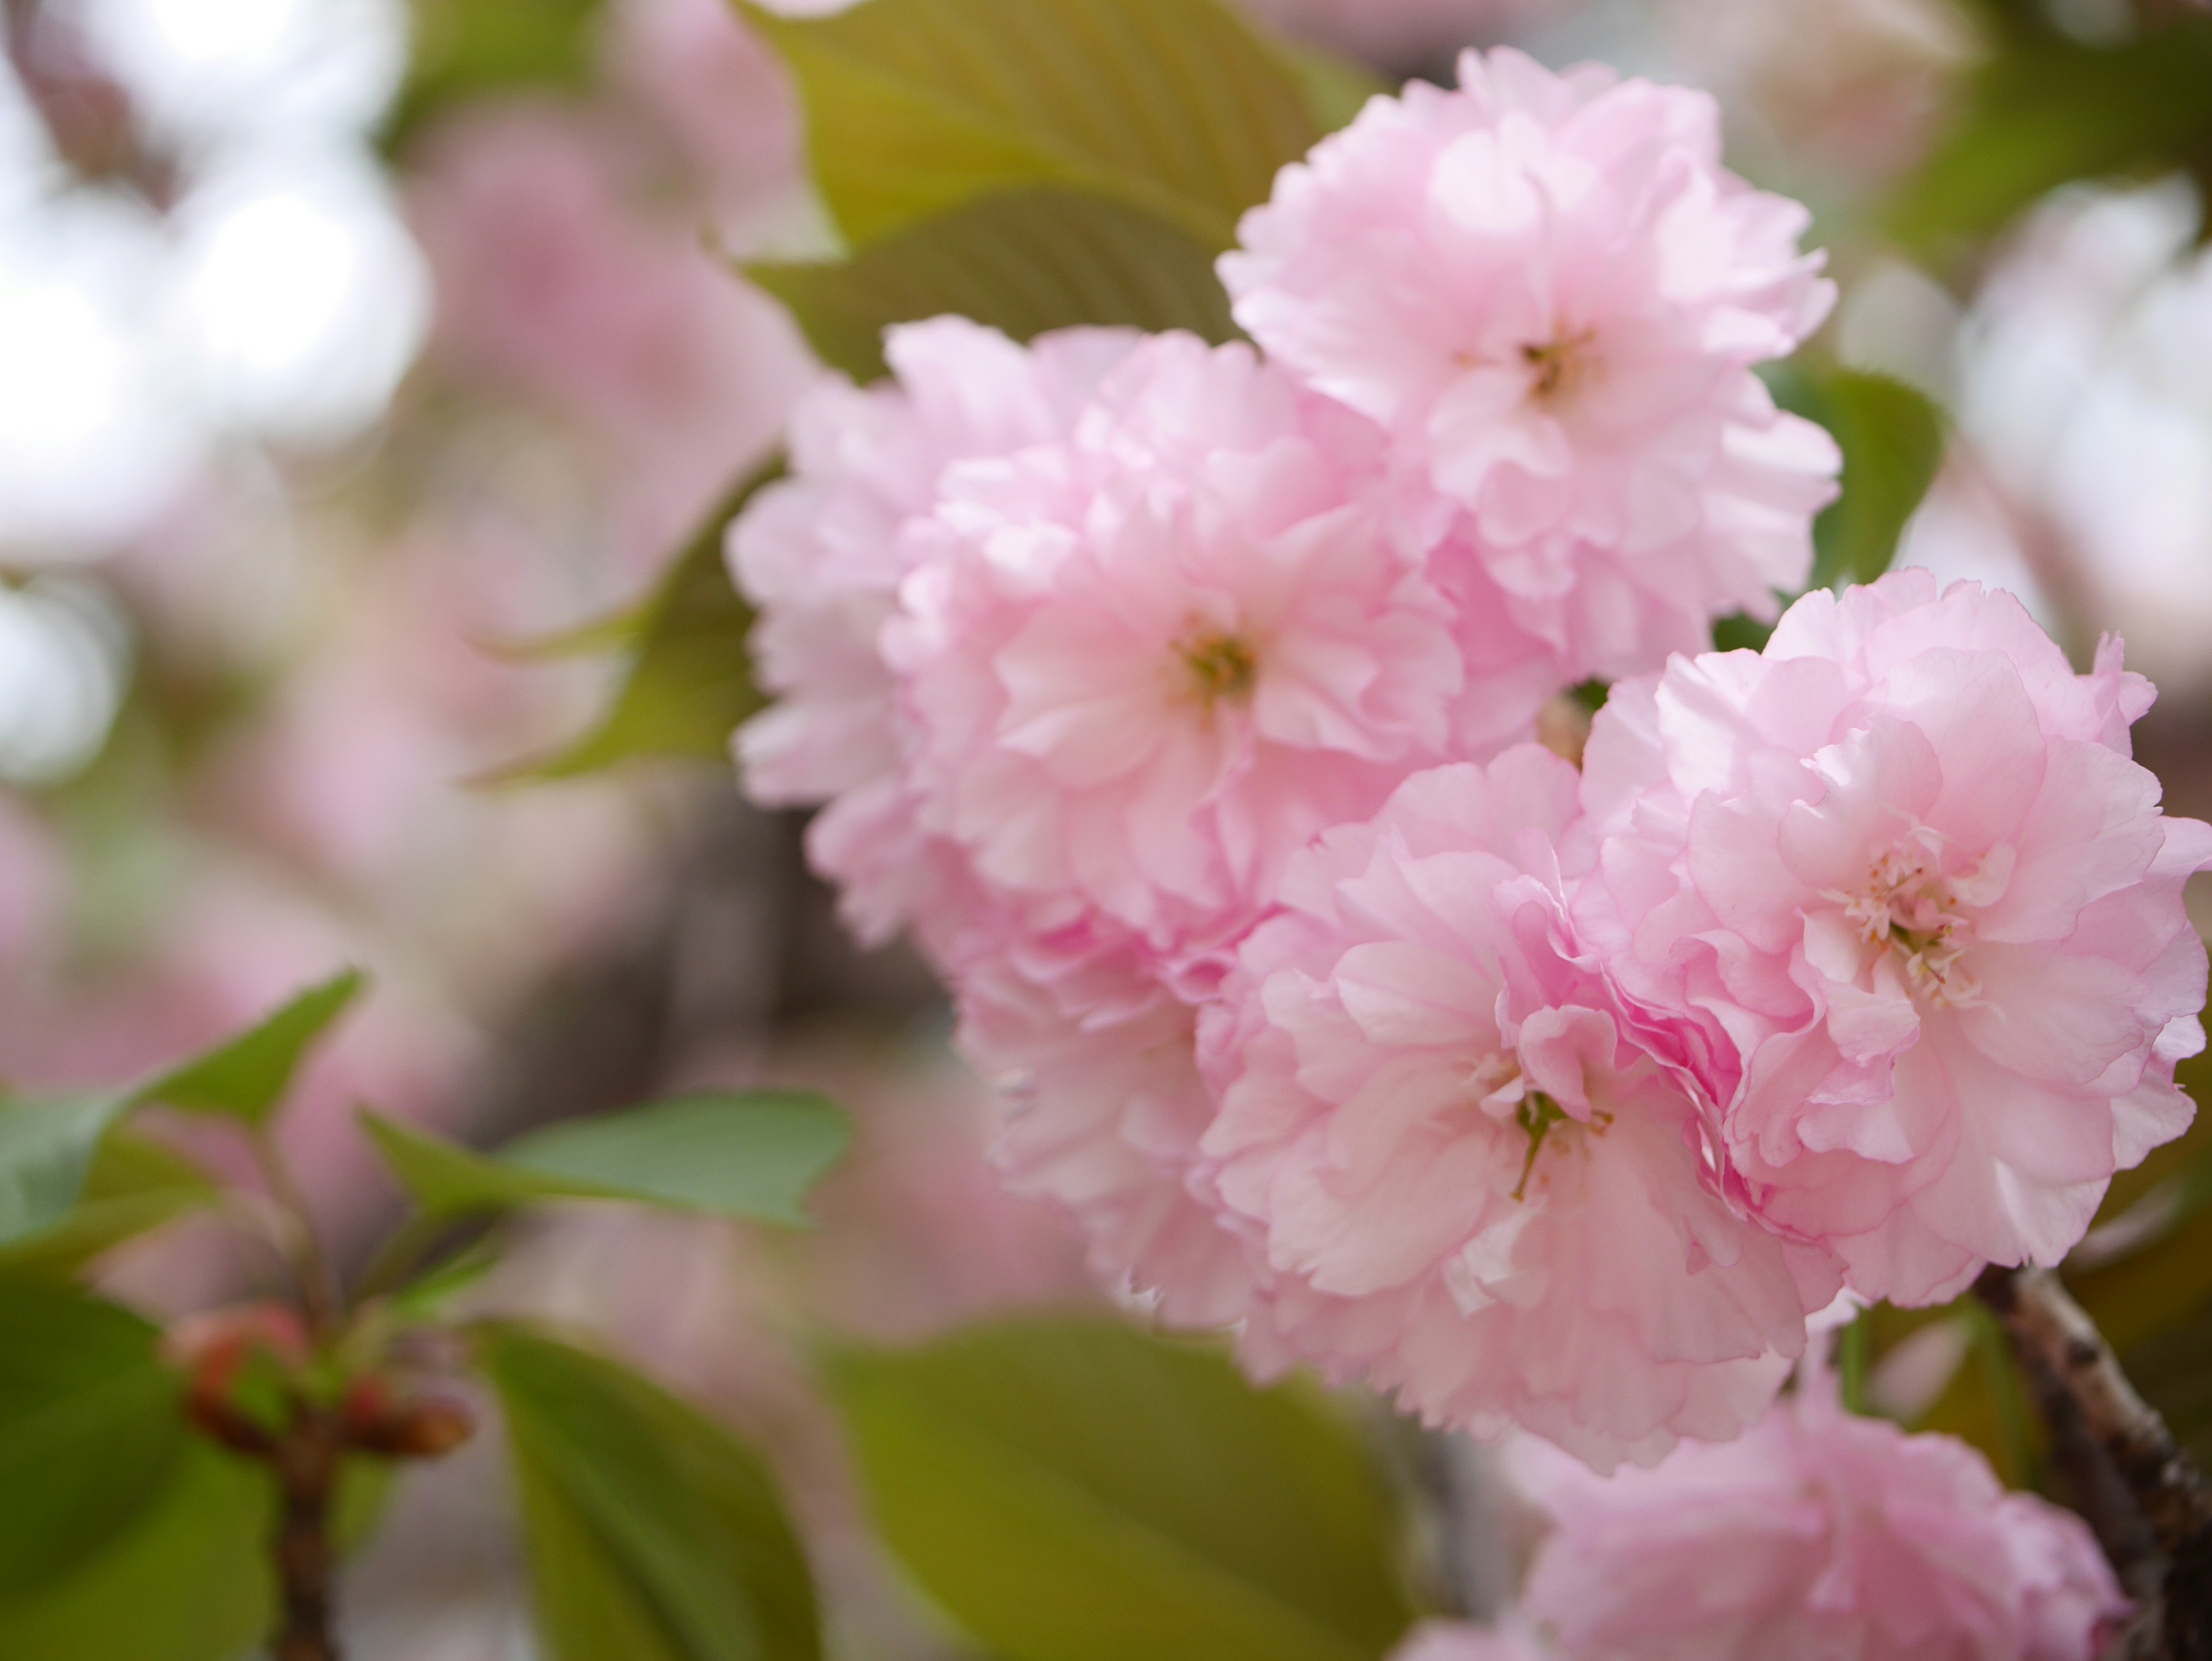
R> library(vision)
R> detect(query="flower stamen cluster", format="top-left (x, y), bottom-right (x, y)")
top-left (1177, 629), bottom-right (1260, 709)
top-left (1824, 823), bottom-right (1990, 1008)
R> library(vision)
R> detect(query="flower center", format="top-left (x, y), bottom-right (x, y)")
top-left (1828, 834), bottom-right (1983, 1007)
top-left (1178, 631), bottom-right (1258, 709)
top-left (1512, 1092), bottom-right (1569, 1202)
top-left (1521, 328), bottom-right (1599, 405)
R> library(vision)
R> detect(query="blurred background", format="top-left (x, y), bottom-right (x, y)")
top-left (1, 0), bottom-right (2207, 1654)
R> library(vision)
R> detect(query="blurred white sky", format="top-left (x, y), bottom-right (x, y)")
top-left (0, 0), bottom-right (428, 778)
top-left (0, 0), bottom-right (426, 558)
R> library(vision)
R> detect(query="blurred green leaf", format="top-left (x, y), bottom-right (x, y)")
top-left (486, 1326), bottom-right (819, 1661)
top-left (0, 977), bottom-right (351, 1255)
top-left (827, 1316), bottom-right (1416, 1661)
top-left (0, 1094), bottom-right (138, 1248)
top-left (362, 1091), bottom-right (850, 1227)
top-left (1808, 372), bottom-right (1948, 591)
top-left (2070, 1205), bottom-right (2212, 1356)
top-left (1707, 366), bottom-right (1947, 652)
top-left (0, 1130), bottom-right (215, 1278)
top-left (1889, 18), bottom-right (2212, 258)
top-left (1270, 40), bottom-right (1385, 135)
top-left (1910, 1299), bottom-right (2042, 1487)
top-left (390, 0), bottom-right (606, 146)
top-left (0, 1436), bottom-right (271, 1661)
top-left (751, 186), bottom-right (1238, 383)
top-left (0, 1282), bottom-right (188, 1596)
top-left (743, 0), bottom-right (1316, 249)
top-left (518, 467), bottom-right (777, 778)
top-left (142, 969), bottom-right (365, 1127)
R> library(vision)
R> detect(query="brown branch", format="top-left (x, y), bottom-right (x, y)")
top-left (1975, 1266), bottom-right (2212, 1660)
top-left (270, 1401), bottom-right (346, 1661)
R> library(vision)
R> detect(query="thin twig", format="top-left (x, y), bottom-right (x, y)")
top-left (248, 1126), bottom-right (344, 1338)
top-left (1975, 1266), bottom-right (2212, 1660)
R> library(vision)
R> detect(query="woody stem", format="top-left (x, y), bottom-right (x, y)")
top-left (1974, 1266), bottom-right (2212, 1660)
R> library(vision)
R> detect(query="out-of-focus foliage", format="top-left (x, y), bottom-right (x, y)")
top-left (362, 1090), bottom-right (850, 1225)
top-left (143, 969), bottom-right (366, 1128)
top-left (487, 1326), bottom-right (821, 1661)
top-left (1891, 11), bottom-right (2212, 260)
top-left (391, 0), bottom-right (608, 145)
top-left (0, 970), bottom-right (362, 1250)
top-left (829, 1316), bottom-right (1420, 1661)
top-left (0, 1282), bottom-right (188, 1595)
top-left (1712, 365), bottom-right (1946, 653)
top-left (741, 0), bottom-right (1318, 250)
top-left (520, 468), bottom-right (777, 777)
top-left (0, 1439), bottom-right (271, 1661)
top-left (751, 187), bottom-right (1238, 382)
top-left (0, 983), bottom-right (845, 1661)
top-left (0, 1285), bottom-right (269, 1661)
top-left (0, 1132), bottom-right (215, 1280)
top-left (1805, 371), bottom-right (1949, 592)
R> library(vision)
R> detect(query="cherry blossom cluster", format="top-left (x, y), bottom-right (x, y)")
top-left (731, 50), bottom-right (2210, 1472)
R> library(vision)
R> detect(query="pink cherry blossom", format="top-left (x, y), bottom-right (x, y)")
top-left (407, 104), bottom-right (811, 578)
top-left (730, 318), bottom-right (1143, 945)
top-left (1221, 48), bottom-right (1840, 680)
top-left (1515, 1370), bottom-right (2128, 1660)
top-left (1197, 751), bottom-right (1836, 1470)
top-left (1576, 570), bottom-right (2212, 1304)
top-left (887, 331), bottom-right (1514, 967)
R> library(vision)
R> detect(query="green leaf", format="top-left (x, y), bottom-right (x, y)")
top-left (362, 1091), bottom-right (850, 1227)
top-left (744, 0), bottom-right (1316, 250)
top-left (0, 1437), bottom-right (271, 1661)
top-left (827, 1316), bottom-right (1416, 1661)
top-left (486, 1326), bottom-right (819, 1661)
top-left (751, 186), bottom-right (1239, 383)
top-left (0, 1131), bottom-right (215, 1277)
top-left (1270, 41), bottom-right (1385, 136)
top-left (0, 1095), bottom-right (137, 1248)
top-left (0, 977), bottom-right (349, 1255)
top-left (1888, 20), bottom-right (2212, 258)
top-left (142, 968), bottom-right (366, 1127)
top-left (1808, 371), bottom-right (1948, 592)
top-left (519, 467), bottom-right (777, 778)
top-left (0, 1282), bottom-right (189, 1596)
top-left (389, 0), bottom-right (607, 147)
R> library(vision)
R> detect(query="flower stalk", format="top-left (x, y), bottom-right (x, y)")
top-left (1975, 1266), bottom-right (2212, 1660)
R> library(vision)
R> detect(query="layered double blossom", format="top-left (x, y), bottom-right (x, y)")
top-left (1577, 570), bottom-right (2211, 1303)
top-left (730, 47), bottom-right (2206, 1477)
top-left (1199, 752), bottom-right (1835, 1469)
top-left (1223, 48), bottom-right (1842, 679)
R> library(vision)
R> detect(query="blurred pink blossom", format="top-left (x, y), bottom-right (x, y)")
top-left (1658, 0), bottom-right (1978, 188)
top-left (1514, 1370), bottom-right (2128, 1660)
top-left (407, 103), bottom-right (812, 577)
